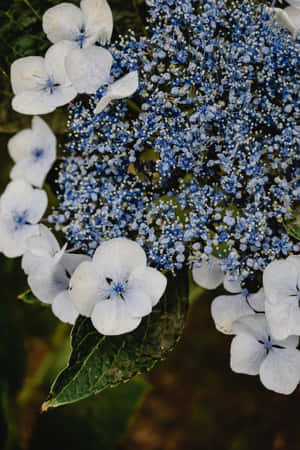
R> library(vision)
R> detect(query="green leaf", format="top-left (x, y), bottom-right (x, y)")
top-left (285, 223), bottom-right (300, 241)
top-left (18, 290), bottom-right (42, 305)
top-left (42, 269), bottom-right (189, 410)
top-left (284, 212), bottom-right (300, 241)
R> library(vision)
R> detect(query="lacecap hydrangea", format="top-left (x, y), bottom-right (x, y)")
top-left (52, 0), bottom-right (300, 288)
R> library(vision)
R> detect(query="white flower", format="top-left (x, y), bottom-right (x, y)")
top-left (11, 41), bottom-right (77, 115)
top-left (0, 180), bottom-right (47, 258)
top-left (94, 71), bottom-right (139, 114)
top-left (23, 225), bottom-right (90, 324)
top-left (43, 0), bottom-right (113, 48)
top-left (192, 256), bottom-right (241, 293)
top-left (211, 288), bottom-right (265, 334)
top-left (69, 237), bottom-right (167, 335)
top-left (42, 0), bottom-right (114, 95)
top-left (270, 6), bottom-right (300, 37)
top-left (8, 116), bottom-right (56, 188)
top-left (263, 255), bottom-right (300, 340)
top-left (230, 315), bottom-right (300, 395)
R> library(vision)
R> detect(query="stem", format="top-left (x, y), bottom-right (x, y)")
top-left (189, 285), bottom-right (205, 304)
top-left (23, 0), bottom-right (41, 21)
top-left (126, 99), bottom-right (142, 113)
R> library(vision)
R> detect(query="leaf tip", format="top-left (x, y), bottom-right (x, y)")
top-left (40, 397), bottom-right (56, 413)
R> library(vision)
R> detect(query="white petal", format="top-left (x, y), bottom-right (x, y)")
top-left (28, 262), bottom-right (69, 304)
top-left (94, 71), bottom-right (139, 114)
top-left (287, 254), bottom-right (300, 272)
top-left (247, 288), bottom-right (265, 313)
top-left (12, 85), bottom-right (77, 115)
top-left (263, 259), bottom-right (299, 305)
top-left (91, 298), bottom-right (141, 335)
top-left (265, 299), bottom-right (300, 340)
top-left (21, 224), bottom-right (60, 274)
top-left (272, 334), bottom-right (299, 349)
top-left (124, 289), bottom-right (152, 317)
top-left (10, 57), bottom-right (47, 95)
top-left (0, 180), bottom-right (47, 223)
top-left (286, 0), bottom-right (300, 9)
top-left (211, 294), bottom-right (254, 335)
top-left (230, 334), bottom-right (266, 375)
top-left (52, 290), bottom-right (79, 325)
top-left (128, 266), bottom-right (167, 306)
top-left (69, 260), bottom-right (103, 316)
top-left (8, 130), bottom-right (34, 163)
top-left (80, 0), bottom-right (113, 45)
top-left (31, 116), bottom-right (56, 150)
top-left (0, 219), bottom-right (39, 258)
top-left (93, 237), bottom-right (147, 280)
top-left (11, 158), bottom-right (49, 188)
top-left (274, 7), bottom-right (300, 36)
top-left (61, 252), bottom-right (91, 275)
top-left (223, 273), bottom-right (241, 294)
top-left (192, 257), bottom-right (224, 290)
top-left (259, 347), bottom-right (300, 394)
top-left (232, 315), bottom-right (269, 342)
top-left (45, 41), bottom-right (78, 85)
top-left (42, 3), bottom-right (84, 44)
top-left (65, 45), bottom-right (112, 94)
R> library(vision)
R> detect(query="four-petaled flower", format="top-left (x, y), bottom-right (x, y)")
top-left (0, 180), bottom-right (47, 257)
top-left (69, 237), bottom-right (167, 335)
top-left (42, 0), bottom-right (113, 48)
top-left (8, 116), bottom-right (56, 188)
top-left (11, 41), bottom-right (77, 115)
top-left (230, 315), bottom-right (300, 395)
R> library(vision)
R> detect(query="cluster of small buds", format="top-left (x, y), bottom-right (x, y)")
top-left (53, 0), bottom-right (300, 285)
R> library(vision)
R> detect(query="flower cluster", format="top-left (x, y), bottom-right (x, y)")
top-left (53, 0), bottom-right (300, 286)
top-left (1, 0), bottom-right (166, 334)
top-left (207, 254), bottom-right (300, 395)
top-left (1, 0), bottom-right (300, 395)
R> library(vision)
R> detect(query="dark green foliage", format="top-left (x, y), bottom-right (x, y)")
top-left (31, 379), bottom-right (148, 450)
top-left (42, 270), bottom-right (189, 409)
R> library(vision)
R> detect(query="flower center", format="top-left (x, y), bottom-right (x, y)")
top-left (13, 211), bottom-right (28, 229)
top-left (32, 148), bottom-right (44, 161)
top-left (76, 29), bottom-right (86, 48)
top-left (111, 281), bottom-right (126, 296)
top-left (105, 277), bottom-right (127, 299)
top-left (44, 79), bottom-right (59, 94)
top-left (258, 336), bottom-right (273, 354)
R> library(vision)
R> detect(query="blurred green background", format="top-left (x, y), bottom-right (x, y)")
top-left (1, 1), bottom-right (300, 449)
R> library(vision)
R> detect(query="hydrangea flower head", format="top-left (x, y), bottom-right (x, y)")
top-left (53, 0), bottom-right (300, 288)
